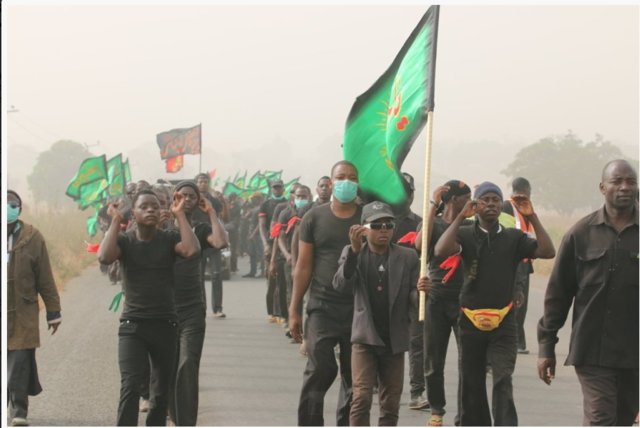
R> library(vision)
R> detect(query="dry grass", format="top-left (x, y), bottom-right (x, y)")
top-left (20, 206), bottom-right (99, 291)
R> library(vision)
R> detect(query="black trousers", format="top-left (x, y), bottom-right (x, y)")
top-left (7, 349), bottom-right (42, 420)
top-left (228, 228), bottom-right (239, 272)
top-left (275, 257), bottom-right (288, 319)
top-left (408, 301), bottom-right (425, 398)
top-left (298, 310), bottom-right (353, 426)
top-left (513, 262), bottom-right (530, 350)
top-left (424, 294), bottom-right (461, 417)
top-left (201, 248), bottom-right (223, 313)
top-left (168, 305), bottom-right (206, 426)
top-left (575, 365), bottom-right (639, 426)
top-left (117, 319), bottom-right (178, 426)
top-left (247, 236), bottom-right (263, 276)
top-left (458, 314), bottom-right (517, 426)
top-left (265, 251), bottom-right (278, 316)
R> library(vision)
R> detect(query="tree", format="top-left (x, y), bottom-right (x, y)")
top-left (27, 140), bottom-right (93, 209)
top-left (502, 131), bottom-right (637, 215)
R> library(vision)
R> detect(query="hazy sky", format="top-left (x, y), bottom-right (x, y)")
top-left (4, 3), bottom-right (639, 207)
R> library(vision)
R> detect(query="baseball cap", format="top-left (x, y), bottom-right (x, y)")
top-left (361, 201), bottom-right (395, 223)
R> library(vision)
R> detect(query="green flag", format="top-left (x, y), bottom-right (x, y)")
top-left (343, 6), bottom-right (439, 205)
top-left (107, 154), bottom-right (125, 197)
top-left (78, 180), bottom-right (109, 210)
top-left (123, 159), bottom-right (132, 183)
top-left (223, 182), bottom-right (245, 197)
top-left (66, 155), bottom-right (108, 200)
top-left (86, 209), bottom-right (100, 236)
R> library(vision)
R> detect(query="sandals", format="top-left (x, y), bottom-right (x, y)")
top-left (428, 415), bottom-right (443, 427)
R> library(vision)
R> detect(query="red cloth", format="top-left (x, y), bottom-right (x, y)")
top-left (270, 223), bottom-right (283, 239)
top-left (86, 243), bottom-right (100, 253)
top-left (439, 254), bottom-right (462, 283)
top-left (397, 231), bottom-right (417, 246)
top-left (285, 216), bottom-right (301, 234)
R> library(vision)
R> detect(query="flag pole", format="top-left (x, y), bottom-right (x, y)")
top-left (418, 110), bottom-right (434, 322)
top-left (199, 123), bottom-right (203, 173)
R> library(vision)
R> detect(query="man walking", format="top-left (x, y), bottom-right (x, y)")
top-left (537, 159), bottom-right (638, 425)
top-left (7, 190), bottom-right (62, 427)
top-left (289, 160), bottom-right (362, 426)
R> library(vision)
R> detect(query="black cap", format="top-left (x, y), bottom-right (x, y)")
top-left (361, 201), bottom-right (395, 223)
top-left (271, 179), bottom-right (284, 187)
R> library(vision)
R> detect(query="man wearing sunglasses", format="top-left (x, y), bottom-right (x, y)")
top-left (333, 200), bottom-right (429, 426)
top-left (7, 190), bottom-right (62, 427)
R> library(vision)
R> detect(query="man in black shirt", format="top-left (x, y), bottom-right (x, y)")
top-left (289, 160), bottom-right (362, 426)
top-left (435, 181), bottom-right (555, 426)
top-left (226, 192), bottom-right (242, 272)
top-left (415, 179), bottom-right (471, 426)
top-left (98, 189), bottom-right (200, 426)
top-left (501, 177), bottom-right (535, 355)
top-left (193, 173), bottom-right (227, 318)
top-left (537, 160), bottom-right (638, 426)
top-left (168, 181), bottom-right (228, 426)
top-left (260, 179), bottom-right (287, 322)
top-left (333, 201), bottom-right (424, 426)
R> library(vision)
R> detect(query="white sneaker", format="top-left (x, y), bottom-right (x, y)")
top-left (11, 417), bottom-right (29, 426)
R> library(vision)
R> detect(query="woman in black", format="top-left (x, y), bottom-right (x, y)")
top-left (98, 189), bottom-right (200, 426)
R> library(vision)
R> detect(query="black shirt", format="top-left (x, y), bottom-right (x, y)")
top-left (538, 206), bottom-right (639, 368)
top-left (260, 198), bottom-right (287, 244)
top-left (365, 250), bottom-right (391, 347)
top-left (457, 221), bottom-right (537, 309)
top-left (118, 229), bottom-right (181, 320)
top-left (299, 203), bottom-right (362, 309)
top-left (191, 193), bottom-right (223, 225)
top-left (173, 223), bottom-right (212, 312)
top-left (392, 210), bottom-right (422, 247)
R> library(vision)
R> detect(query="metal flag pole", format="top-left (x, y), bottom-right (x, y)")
top-left (199, 123), bottom-right (203, 173)
top-left (418, 110), bottom-right (434, 322)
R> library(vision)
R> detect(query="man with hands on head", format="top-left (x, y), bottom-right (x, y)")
top-left (98, 189), bottom-right (200, 426)
top-left (434, 182), bottom-right (555, 426)
top-left (537, 159), bottom-right (638, 426)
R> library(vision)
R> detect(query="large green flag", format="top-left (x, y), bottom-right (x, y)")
top-left (123, 159), bottom-right (132, 183)
top-left (66, 155), bottom-right (108, 200)
top-left (343, 6), bottom-right (439, 205)
top-left (107, 154), bottom-right (125, 197)
top-left (78, 180), bottom-right (109, 210)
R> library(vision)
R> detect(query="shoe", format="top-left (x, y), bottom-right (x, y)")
top-left (517, 348), bottom-right (530, 355)
top-left (267, 315), bottom-right (277, 323)
top-left (408, 394), bottom-right (430, 410)
top-left (11, 417), bottom-right (28, 426)
top-left (139, 398), bottom-right (150, 412)
top-left (242, 272), bottom-right (256, 278)
top-left (213, 311), bottom-right (226, 319)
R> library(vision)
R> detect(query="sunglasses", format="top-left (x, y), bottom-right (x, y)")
top-left (366, 222), bottom-right (395, 230)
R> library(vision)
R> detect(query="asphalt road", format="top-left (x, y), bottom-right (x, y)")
top-left (21, 257), bottom-right (586, 426)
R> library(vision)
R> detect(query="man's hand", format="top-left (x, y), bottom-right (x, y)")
top-left (512, 194), bottom-right (535, 217)
top-left (349, 224), bottom-right (367, 253)
top-left (432, 185), bottom-right (450, 206)
top-left (171, 192), bottom-right (186, 215)
top-left (159, 209), bottom-right (172, 225)
top-left (537, 357), bottom-right (556, 385)
top-left (48, 321), bottom-right (61, 335)
top-left (460, 199), bottom-right (479, 218)
top-left (417, 276), bottom-right (433, 293)
top-left (107, 203), bottom-right (124, 224)
top-left (199, 197), bottom-right (215, 215)
top-left (268, 260), bottom-right (277, 279)
top-left (288, 309), bottom-right (303, 343)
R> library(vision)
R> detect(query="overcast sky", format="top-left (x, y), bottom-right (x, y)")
top-left (4, 3), bottom-right (639, 206)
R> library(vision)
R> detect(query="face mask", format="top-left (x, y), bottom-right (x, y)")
top-left (333, 180), bottom-right (358, 203)
top-left (294, 199), bottom-right (309, 209)
top-left (272, 194), bottom-right (286, 201)
top-left (8, 205), bottom-right (21, 223)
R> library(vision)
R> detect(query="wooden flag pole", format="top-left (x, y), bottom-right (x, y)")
top-left (418, 110), bottom-right (434, 322)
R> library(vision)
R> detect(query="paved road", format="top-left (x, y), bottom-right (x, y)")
top-left (22, 257), bottom-right (585, 426)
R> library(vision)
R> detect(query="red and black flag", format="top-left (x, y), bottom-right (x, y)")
top-left (165, 155), bottom-right (184, 173)
top-left (157, 124), bottom-right (202, 160)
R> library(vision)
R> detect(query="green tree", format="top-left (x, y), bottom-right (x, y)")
top-left (502, 131), bottom-right (636, 215)
top-left (27, 140), bottom-right (93, 208)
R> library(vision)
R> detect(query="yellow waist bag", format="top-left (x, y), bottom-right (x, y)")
top-left (461, 302), bottom-right (513, 332)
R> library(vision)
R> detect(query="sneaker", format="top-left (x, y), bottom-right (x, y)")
top-left (139, 398), bottom-right (150, 413)
top-left (267, 315), bottom-right (278, 323)
top-left (408, 394), bottom-right (430, 410)
top-left (517, 348), bottom-right (530, 355)
top-left (213, 311), bottom-right (226, 319)
top-left (11, 417), bottom-right (28, 426)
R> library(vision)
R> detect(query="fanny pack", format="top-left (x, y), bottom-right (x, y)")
top-left (461, 302), bottom-right (513, 332)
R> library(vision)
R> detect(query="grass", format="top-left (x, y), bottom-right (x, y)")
top-left (20, 206), bottom-right (100, 291)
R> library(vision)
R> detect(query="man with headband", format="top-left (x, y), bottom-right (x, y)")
top-left (434, 181), bottom-right (555, 426)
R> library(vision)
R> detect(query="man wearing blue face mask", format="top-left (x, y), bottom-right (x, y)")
top-left (289, 161), bottom-right (363, 426)
top-left (7, 190), bottom-right (62, 427)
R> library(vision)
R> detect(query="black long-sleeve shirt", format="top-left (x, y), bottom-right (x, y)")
top-left (537, 206), bottom-right (639, 368)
